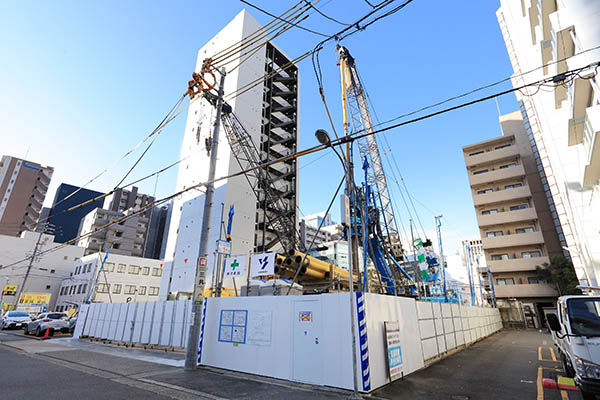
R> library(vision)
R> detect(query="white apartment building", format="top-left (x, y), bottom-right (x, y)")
top-left (497, 0), bottom-right (600, 285)
top-left (161, 10), bottom-right (299, 298)
top-left (0, 232), bottom-right (85, 312)
top-left (55, 252), bottom-right (163, 312)
top-left (299, 211), bottom-right (342, 248)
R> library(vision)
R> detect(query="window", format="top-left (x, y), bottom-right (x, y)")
top-left (87, 264), bottom-right (93, 273)
top-left (142, 267), bottom-right (150, 276)
top-left (522, 251), bottom-right (542, 258)
top-left (481, 209), bottom-right (498, 215)
top-left (125, 285), bottom-right (136, 295)
top-left (473, 169), bottom-right (488, 175)
top-left (96, 283), bottom-right (110, 293)
top-left (82, 284), bottom-right (87, 294)
top-left (496, 278), bottom-right (515, 286)
top-left (469, 150), bottom-right (485, 156)
top-left (149, 287), bottom-right (159, 296)
top-left (74, 266), bottom-right (80, 275)
top-left (527, 277), bottom-right (546, 284)
top-left (516, 227), bottom-right (535, 234)
top-left (69, 286), bottom-right (76, 295)
top-left (486, 231), bottom-right (503, 237)
top-left (491, 254), bottom-right (509, 261)
top-left (77, 284), bottom-right (82, 294)
top-left (105, 262), bottom-right (115, 272)
top-left (128, 265), bottom-right (140, 274)
top-left (112, 243), bottom-right (121, 249)
top-left (495, 143), bottom-right (511, 150)
top-left (152, 268), bottom-right (162, 277)
top-left (64, 256), bottom-right (68, 260)
top-left (45, 285), bottom-right (51, 290)
top-left (504, 183), bottom-right (522, 189)
top-left (138, 286), bottom-right (147, 295)
top-left (499, 162), bottom-right (518, 169)
top-left (477, 188), bottom-right (493, 194)
top-left (112, 284), bottom-right (122, 294)
top-left (509, 204), bottom-right (528, 211)
top-left (117, 264), bottom-right (126, 273)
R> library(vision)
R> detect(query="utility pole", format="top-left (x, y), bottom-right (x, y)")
top-left (434, 216), bottom-right (447, 301)
top-left (0, 277), bottom-right (9, 312)
top-left (15, 226), bottom-right (46, 307)
top-left (185, 68), bottom-right (226, 371)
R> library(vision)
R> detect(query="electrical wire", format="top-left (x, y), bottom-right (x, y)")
top-left (3, 61), bottom-right (597, 271)
top-left (239, 0), bottom-right (330, 37)
top-left (302, 0), bottom-right (349, 26)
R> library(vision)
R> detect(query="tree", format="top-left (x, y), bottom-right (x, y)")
top-left (536, 256), bottom-right (581, 296)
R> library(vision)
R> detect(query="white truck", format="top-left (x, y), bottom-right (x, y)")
top-left (547, 295), bottom-right (600, 399)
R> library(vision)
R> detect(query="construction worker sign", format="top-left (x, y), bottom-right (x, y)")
top-left (224, 256), bottom-right (247, 278)
top-left (250, 252), bottom-right (275, 277)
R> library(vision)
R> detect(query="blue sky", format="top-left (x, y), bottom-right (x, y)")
top-left (0, 1), bottom-right (517, 254)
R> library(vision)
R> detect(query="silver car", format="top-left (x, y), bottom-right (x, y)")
top-left (24, 312), bottom-right (69, 337)
top-left (1, 311), bottom-right (32, 330)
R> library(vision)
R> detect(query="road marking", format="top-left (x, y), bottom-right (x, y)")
top-left (550, 347), bottom-right (557, 362)
top-left (538, 346), bottom-right (542, 361)
top-left (560, 390), bottom-right (568, 399)
top-left (537, 367), bottom-right (544, 400)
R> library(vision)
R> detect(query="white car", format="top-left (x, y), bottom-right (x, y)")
top-left (24, 312), bottom-right (69, 337)
top-left (1, 311), bottom-right (32, 330)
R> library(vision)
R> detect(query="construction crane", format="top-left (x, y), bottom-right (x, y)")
top-left (203, 92), bottom-right (305, 255)
top-left (337, 45), bottom-right (404, 261)
top-left (337, 45), bottom-right (423, 296)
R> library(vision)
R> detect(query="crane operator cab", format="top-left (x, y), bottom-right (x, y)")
top-left (547, 296), bottom-right (600, 399)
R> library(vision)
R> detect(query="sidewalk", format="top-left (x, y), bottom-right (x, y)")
top-left (0, 332), bottom-right (347, 399)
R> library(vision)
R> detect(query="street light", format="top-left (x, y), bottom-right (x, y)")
top-left (314, 129), bottom-right (361, 398)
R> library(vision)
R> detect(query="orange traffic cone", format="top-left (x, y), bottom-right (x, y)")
top-left (43, 328), bottom-right (50, 339)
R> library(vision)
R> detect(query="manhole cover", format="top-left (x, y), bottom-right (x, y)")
top-left (451, 396), bottom-right (470, 400)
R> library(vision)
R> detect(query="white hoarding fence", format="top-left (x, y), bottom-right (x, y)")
top-left (74, 299), bottom-right (192, 348)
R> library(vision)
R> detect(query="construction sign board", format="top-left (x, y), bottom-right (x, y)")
top-left (250, 252), bottom-right (275, 277)
top-left (3, 285), bottom-right (17, 296)
top-left (384, 321), bottom-right (403, 381)
top-left (18, 293), bottom-right (51, 306)
top-left (193, 257), bottom-right (208, 305)
top-left (224, 256), bottom-right (247, 278)
top-left (217, 240), bottom-right (232, 256)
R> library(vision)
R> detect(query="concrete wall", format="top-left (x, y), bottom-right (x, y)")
top-left (74, 299), bottom-right (191, 348)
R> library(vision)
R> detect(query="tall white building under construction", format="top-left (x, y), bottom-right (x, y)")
top-left (160, 10), bottom-right (299, 297)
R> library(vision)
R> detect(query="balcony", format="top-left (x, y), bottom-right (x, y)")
top-left (488, 256), bottom-right (550, 273)
top-left (465, 145), bottom-right (519, 168)
top-left (469, 164), bottom-right (526, 186)
top-left (477, 207), bottom-right (537, 227)
top-left (494, 283), bottom-right (557, 298)
top-left (583, 105), bottom-right (600, 187)
top-left (568, 80), bottom-right (593, 145)
top-left (473, 185), bottom-right (531, 206)
top-left (482, 231), bottom-right (545, 250)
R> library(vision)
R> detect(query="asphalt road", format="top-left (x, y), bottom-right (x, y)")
top-left (0, 328), bottom-right (586, 399)
top-left (373, 329), bottom-right (583, 400)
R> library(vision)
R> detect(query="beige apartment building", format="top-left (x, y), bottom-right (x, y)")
top-left (463, 111), bottom-right (564, 323)
top-left (0, 156), bottom-right (53, 236)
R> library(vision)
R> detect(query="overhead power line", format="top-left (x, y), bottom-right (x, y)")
top-left (4, 61), bottom-right (596, 272)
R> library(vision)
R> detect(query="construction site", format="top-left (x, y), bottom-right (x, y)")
top-left (70, 8), bottom-right (503, 394)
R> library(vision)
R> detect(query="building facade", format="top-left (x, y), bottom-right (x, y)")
top-left (160, 10), bottom-right (299, 298)
top-left (46, 183), bottom-right (104, 243)
top-left (55, 252), bottom-right (163, 312)
top-left (463, 111), bottom-right (564, 319)
top-left (0, 232), bottom-right (85, 312)
top-left (0, 156), bottom-right (53, 237)
top-left (497, 0), bottom-right (600, 286)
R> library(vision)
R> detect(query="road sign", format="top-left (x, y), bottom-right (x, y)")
top-left (217, 240), bottom-right (232, 255)
top-left (2, 285), bottom-right (17, 296)
top-left (224, 256), bottom-right (246, 278)
top-left (250, 252), bottom-right (275, 277)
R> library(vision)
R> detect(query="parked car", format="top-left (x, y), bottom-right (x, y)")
top-left (24, 312), bottom-right (69, 337)
top-left (1, 311), bottom-right (32, 330)
top-left (67, 316), bottom-right (77, 333)
top-left (547, 295), bottom-right (600, 400)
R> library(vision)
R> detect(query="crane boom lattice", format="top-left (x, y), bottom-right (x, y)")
top-left (338, 46), bottom-right (404, 260)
